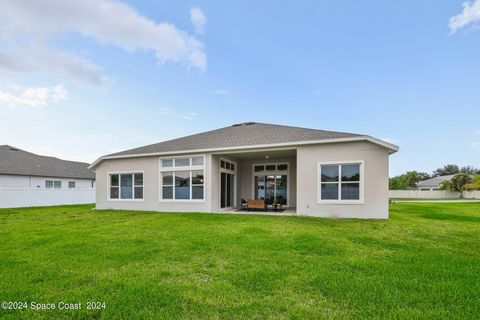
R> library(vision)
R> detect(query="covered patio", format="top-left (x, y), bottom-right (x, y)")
top-left (211, 148), bottom-right (297, 214)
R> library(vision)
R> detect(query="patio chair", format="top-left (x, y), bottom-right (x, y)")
top-left (241, 199), bottom-right (248, 210)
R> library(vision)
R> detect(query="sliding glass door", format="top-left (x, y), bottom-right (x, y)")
top-left (254, 174), bottom-right (288, 206)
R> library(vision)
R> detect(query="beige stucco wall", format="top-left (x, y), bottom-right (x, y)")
top-left (94, 141), bottom-right (391, 218)
top-left (296, 141), bottom-right (390, 219)
top-left (95, 154), bottom-right (212, 212)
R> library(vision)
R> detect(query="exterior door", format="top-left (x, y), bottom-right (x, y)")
top-left (254, 175), bottom-right (288, 206)
top-left (221, 172), bottom-right (235, 209)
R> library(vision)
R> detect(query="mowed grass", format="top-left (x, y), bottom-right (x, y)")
top-left (0, 203), bottom-right (479, 319)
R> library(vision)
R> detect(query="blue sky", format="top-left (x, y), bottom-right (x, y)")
top-left (0, 0), bottom-right (479, 176)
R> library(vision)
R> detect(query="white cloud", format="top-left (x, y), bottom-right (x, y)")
top-left (0, 84), bottom-right (68, 108)
top-left (181, 112), bottom-right (199, 120)
top-left (51, 84), bottom-right (68, 102)
top-left (214, 89), bottom-right (230, 96)
top-left (190, 7), bottom-right (207, 35)
top-left (159, 107), bottom-right (171, 115)
top-left (0, 0), bottom-right (207, 86)
top-left (448, 0), bottom-right (480, 33)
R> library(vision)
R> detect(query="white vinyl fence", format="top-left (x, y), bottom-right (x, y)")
top-left (389, 190), bottom-right (461, 199)
top-left (463, 191), bottom-right (480, 199)
top-left (389, 190), bottom-right (480, 199)
top-left (0, 188), bottom-right (95, 208)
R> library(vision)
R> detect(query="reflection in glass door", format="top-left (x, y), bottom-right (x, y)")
top-left (275, 175), bottom-right (287, 205)
top-left (255, 175), bottom-right (287, 206)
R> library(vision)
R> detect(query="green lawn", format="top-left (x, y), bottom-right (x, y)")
top-left (0, 203), bottom-right (479, 319)
top-left (390, 198), bottom-right (474, 201)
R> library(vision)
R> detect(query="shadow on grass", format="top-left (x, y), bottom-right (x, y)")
top-left (420, 212), bottom-right (480, 222)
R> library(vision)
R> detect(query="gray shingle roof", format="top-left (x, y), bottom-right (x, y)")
top-left (0, 145), bottom-right (95, 179)
top-left (416, 175), bottom-right (454, 188)
top-left (108, 122), bottom-right (363, 157)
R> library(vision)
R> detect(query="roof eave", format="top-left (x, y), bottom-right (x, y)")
top-left (88, 135), bottom-right (399, 170)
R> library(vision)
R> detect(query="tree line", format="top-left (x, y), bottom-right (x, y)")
top-left (389, 164), bottom-right (480, 191)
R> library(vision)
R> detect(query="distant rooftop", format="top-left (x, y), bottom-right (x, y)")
top-left (417, 175), bottom-right (454, 188)
top-left (0, 145), bottom-right (94, 179)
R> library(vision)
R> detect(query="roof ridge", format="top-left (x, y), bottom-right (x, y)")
top-left (252, 122), bottom-right (363, 136)
top-left (0, 145), bottom-right (90, 165)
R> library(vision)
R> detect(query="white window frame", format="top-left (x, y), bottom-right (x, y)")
top-left (159, 155), bottom-right (206, 202)
top-left (107, 171), bottom-right (144, 201)
top-left (317, 160), bottom-right (364, 205)
top-left (251, 162), bottom-right (290, 207)
top-left (46, 180), bottom-right (62, 189)
top-left (68, 181), bottom-right (76, 189)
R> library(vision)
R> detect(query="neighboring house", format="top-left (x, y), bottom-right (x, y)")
top-left (90, 122), bottom-right (399, 219)
top-left (0, 145), bottom-right (95, 208)
top-left (415, 175), bottom-right (454, 191)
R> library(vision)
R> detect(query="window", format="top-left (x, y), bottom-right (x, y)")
top-left (134, 173), bottom-right (143, 199)
top-left (46, 180), bottom-right (61, 189)
top-left (162, 159), bottom-right (173, 167)
top-left (160, 156), bottom-right (205, 201)
top-left (175, 158), bottom-right (190, 167)
top-left (254, 163), bottom-right (288, 173)
top-left (192, 156), bottom-right (204, 166)
top-left (109, 172), bottom-right (143, 200)
top-left (162, 172), bottom-right (174, 199)
top-left (175, 171), bottom-right (190, 199)
top-left (318, 163), bottom-right (362, 202)
top-left (110, 174), bottom-right (119, 199)
top-left (68, 181), bottom-right (76, 189)
top-left (221, 159), bottom-right (236, 173)
top-left (192, 170), bottom-right (204, 200)
top-left (254, 165), bottom-right (264, 172)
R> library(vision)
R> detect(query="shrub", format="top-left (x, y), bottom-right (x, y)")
top-left (440, 173), bottom-right (472, 192)
top-left (463, 175), bottom-right (480, 191)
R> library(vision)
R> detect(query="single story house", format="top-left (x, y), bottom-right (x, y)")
top-left (89, 122), bottom-right (399, 219)
top-left (0, 145), bottom-right (95, 208)
top-left (415, 175), bottom-right (454, 191)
